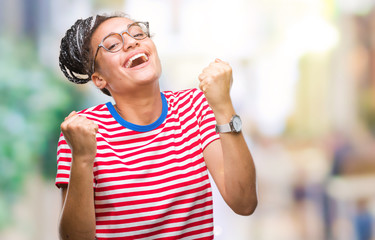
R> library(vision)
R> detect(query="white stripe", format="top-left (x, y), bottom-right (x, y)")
top-left (57, 169), bottom-right (70, 175)
top-left (56, 177), bottom-right (69, 183)
top-left (57, 152), bottom-right (72, 159)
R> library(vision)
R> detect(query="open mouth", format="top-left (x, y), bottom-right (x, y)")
top-left (125, 53), bottom-right (149, 68)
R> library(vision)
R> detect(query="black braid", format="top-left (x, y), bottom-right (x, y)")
top-left (59, 17), bottom-right (94, 84)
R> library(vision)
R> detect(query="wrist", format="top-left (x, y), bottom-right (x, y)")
top-left (211, 102), bottom-right (236, 125)
top-left (215, 114), bottom-right (242, 134)
top-left (71, 154), bottom-right (95, 169)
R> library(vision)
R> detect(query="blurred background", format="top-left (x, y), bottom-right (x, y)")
top-left (0, 0), bottom-right (375, 239)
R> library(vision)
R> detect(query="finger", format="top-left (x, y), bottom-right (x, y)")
top-left (84, 122), bottom-right (98, 136)
top-left (66, 114), bottom-right (82, 124)
top-left (198, 73), bottom-right (207, 82)
top-left (202, 66), bottom-right (219, 76)
top-left (93, 123), bottom-right (99, 133)
top-left (61, 114), bottom-right (82, 131)
top-left (65, 111), bottom-right (77, 120)
top-left (202, 65), bottom-right (214, 74)
top-left (76, 117), bottom-right (99, 132)
top-left (208, 62), bottom-right (226, 72)
top-left (215, 58), bottom-right (229, 65)
top-left (199, 81), bottom-right (206, 93)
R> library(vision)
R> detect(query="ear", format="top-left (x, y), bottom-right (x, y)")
top-left (91, 72), bottom-right (107, 90)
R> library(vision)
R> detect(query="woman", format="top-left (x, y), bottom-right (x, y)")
top-left (56, 13), bottom-right (257, 240)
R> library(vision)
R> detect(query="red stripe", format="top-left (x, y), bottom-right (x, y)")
top-left (56, 173), bottom-right (69, 179)
top-left (57, 165), bottom-right (70, 170)
top-left (57, 156), bottom-right (72, 162)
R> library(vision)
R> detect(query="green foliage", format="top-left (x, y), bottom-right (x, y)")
top-left (0, 35), bottom-right (85, 229)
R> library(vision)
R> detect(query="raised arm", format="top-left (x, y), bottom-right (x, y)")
top-left (58, 111), bottom-right (98, 240)
top-left (198, 59), bottom-right (257, 215)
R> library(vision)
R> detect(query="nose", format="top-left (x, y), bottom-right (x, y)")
top-left (122, 33), bottom-right (139, 51)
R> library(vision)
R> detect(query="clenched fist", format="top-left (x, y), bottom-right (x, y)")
top-left (60, 111), bottom-right (98, 163)
top-left (198, 59), bottom-right (233, 113)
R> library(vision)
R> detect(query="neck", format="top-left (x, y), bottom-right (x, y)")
top-left (112, 86), bottom-right (163, 126)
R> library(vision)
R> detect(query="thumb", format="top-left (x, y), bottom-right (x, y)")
top-left (94, 124), bottom-right (99, 133)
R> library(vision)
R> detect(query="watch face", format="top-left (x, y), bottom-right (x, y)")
top-left (232, 115), bottom-right (242, 132)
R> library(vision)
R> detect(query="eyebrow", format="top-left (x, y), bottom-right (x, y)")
top-left (105, 22), bottom-right (135, 36)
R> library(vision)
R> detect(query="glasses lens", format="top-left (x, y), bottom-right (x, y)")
top-left (129, 23), bottom-right (149, 39)
top-left (102, 33), bottom-right (123, 52)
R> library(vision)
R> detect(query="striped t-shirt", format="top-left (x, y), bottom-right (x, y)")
top-left (56, 88), bottom-right (220, 239)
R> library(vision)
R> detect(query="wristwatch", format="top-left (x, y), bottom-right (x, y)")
top-left (215, 115), bottom-right (242, 133)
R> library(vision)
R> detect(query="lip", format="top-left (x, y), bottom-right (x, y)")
top-left (123, 50), bottom-right (150, 70)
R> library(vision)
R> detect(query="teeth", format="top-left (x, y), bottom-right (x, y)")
top-left (125, 53), bottom-right (148, 68)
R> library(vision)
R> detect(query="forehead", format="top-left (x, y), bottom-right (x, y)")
top-left (91, 17), bottom-right (134, 45)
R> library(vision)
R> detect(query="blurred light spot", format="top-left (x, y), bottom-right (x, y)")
top-left (286, 16), bottom-right (339, 54)
top-left (214, 225), bottom-right (223, 236)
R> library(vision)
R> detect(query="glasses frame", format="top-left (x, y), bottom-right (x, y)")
top-left (91, 21), bottom-right (150, 74)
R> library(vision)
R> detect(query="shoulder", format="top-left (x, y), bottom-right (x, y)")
top-left (162, 88), bottom-right (204, 102)
top-left (76, 103), bottom-right (111, 121)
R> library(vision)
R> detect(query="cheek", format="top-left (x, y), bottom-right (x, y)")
top-left (98, 55), bottom-right (122, 74)
top-left (154, 55), bottom-right (162, 71)
top-left (152, 49), bottom-right (162, 71)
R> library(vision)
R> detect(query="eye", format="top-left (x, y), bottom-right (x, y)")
top-left (108, 43), bottom-right (120, 51)
top-left (134, 33), bottom-right (146, 38)
top-left (129, 24), bottom-right (148, 39)
top-left (103, 34), bottom-right (123, 52)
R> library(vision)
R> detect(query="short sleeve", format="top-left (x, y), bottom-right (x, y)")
top-left (55, 132), bottom-right (72, 188)
top-left (192, 89), bottom-right (220, 150)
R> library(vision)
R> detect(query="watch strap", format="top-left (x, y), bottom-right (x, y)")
top-left (215, 123), bottom-right (232, 133)
top-left (215, 115), bottom-right (242, 133)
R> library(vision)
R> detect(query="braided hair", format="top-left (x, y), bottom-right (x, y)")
top-left (59, 13), bottom-right (126, 96)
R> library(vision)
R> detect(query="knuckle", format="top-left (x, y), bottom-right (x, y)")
top-left (68, 123), bottom-right (78, 131)
top-left (211, 72), bottom-right (219, 79)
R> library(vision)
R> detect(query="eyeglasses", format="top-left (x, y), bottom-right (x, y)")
top-left (91, 21), bottom-right (150, 74)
